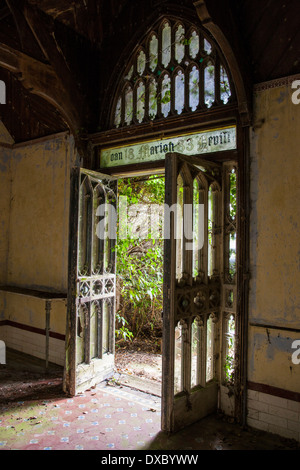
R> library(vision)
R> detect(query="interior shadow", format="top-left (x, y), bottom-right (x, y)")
top-left (0, 348), bottom-right (64, 404)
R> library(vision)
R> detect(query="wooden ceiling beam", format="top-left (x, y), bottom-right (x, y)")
top-left (23, 2), bottom-right (90, 121)
top-left (2, 0), bottom-right (93, 162)
top-left (5, 0), bottom-right (44, 59)
top-left (0, 5), bottom-right (10, 21)
top-left (27, 0), bottom-right (103, 46)
top-left (0, 41), bottom-right (70, 112)
top-left (0, 41), bottom-right (88, 154)
top-left (194, 0), bottom-right (252, 126)
top-left (0, 42), bottom-right (20, 73)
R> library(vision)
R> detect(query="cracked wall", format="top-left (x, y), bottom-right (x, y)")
top-left (0, 132), bottom-right (75, 364)
top-left (248, 79), bottom-right (300, 394)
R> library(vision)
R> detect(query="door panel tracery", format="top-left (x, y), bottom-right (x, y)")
top-left (65, 169), bottom-right (117, 396)
top-left (162, 153), bottom-right (237, 432)
top-left (111, 17), bottom-right (234, 129)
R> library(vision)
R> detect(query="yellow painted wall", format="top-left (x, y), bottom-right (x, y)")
top-left (249, 79), bottom-right (300, 393)
top-left (0, 121), bottom-right (14, 301)
top-left (0, 145), bottom-right (11, 290)
top-left (8, 134), bottom-right (73, 291)
top-left (0, 133), bottom-right (75, 335)
top-left (0, 121), bottom-right (14, 146)
top-left (1, 294), bottom-right (67, 336)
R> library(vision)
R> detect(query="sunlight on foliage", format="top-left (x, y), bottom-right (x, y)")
top-left (115, 176), bottom-right (165, 343)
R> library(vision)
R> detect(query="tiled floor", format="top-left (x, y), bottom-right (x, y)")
top-left (0, 382), bottom-right (162, 451)
top-left (0, 350), bottom-right (299, 451)
top-left (1, 381), bottom-right (299, 451)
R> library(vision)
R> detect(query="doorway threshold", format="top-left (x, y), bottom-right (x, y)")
top-left (109, 371), bottom-right (161, 398)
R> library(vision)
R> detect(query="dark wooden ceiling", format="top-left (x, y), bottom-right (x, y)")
top-left (234, 0), bottom-right (300, 82)
top-left (0, 0), bottom-right (299, 144)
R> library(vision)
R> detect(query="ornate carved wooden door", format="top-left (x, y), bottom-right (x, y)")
top-left (162, 152), bottom-right (237, 432)
top-left (64, 168), bottom-right (118, 396)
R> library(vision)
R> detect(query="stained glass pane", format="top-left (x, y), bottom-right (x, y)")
top-left (124, 65), bottom-right (133, 81)
top-left (136, 81), bottom-right (145, 123)
top-left (176, 173), bottom-right (184, 280)
top-left (175, 24), bottom-right (185, 64)
top-left (137, 50), bottom-right (146, 76)
top-left (102, 300), bottom-right (110, 354)
top-left (78, 179), bottom-right (90, 277)
top-left (230, 168), bottom-right (237, 220)
top-left (193, 178), bottom-right (205, 277)
top-left (224, 314), bottom-right (235, 383)
top-left (149, 34), bottom-right (158, 71)
top-left (161, 74), bottom-right (171, 117)
top-left (114, 96), bottom-right (121, 128)
top-left (206, 315), bottom-right (214, 382)
top-left (189, 65), bottom-right (199, 111)
top-left (175, 70), bottom-right (185, 115)
top-left (76, 304), bottom-right (85, 364)
top-left (229, 168), bottom-right (237, 280)
top-left (204, 38), bottom-right (212, 55)
top-left (92, 187), bottom-right (104, 275)
top-left (229, 232), bottom-right (236, 279)
top-left (161, 22), bottom-right (171, 68)
top-left (103, 201), bottom-right (110, 272)
top-left (149, 78), bottom-right (158, 120)
top-left (174, 322), bottom-right (183, 394)
top-left (191, 318), bottom-right (201, 388)
top-left (90, 301), bottom-right (98, 359)
top-left (220, 65), bottom-right (231, 104)
top-left (189, 30), bottom-right (199, 59)
top-left (112, 18), bottom-right (233, 128)
top-left (193, 178), bottom-right (200, 277)
top-left (124, 86), bottom-right (133, 125)
top-left (208, 185), bottom-right (213, 276)
top-left (204, 63), bottom-right (215, 108)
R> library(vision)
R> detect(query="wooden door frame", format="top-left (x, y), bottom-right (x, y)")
top-left (235, 123), bottom-right (250, 427)
top-left (64, 166), bottom-right (118, 396)
top-left (161, 150), bottom-right (236, 433)
top-left (64, 165), bottom-right (80, 396)
top-left (65, 122), bottom-right (249, 433)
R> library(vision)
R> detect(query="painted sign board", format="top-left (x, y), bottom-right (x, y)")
top-left (100, 125), bottom-right (236, 168)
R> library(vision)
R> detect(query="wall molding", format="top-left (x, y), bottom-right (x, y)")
top-left (0, 142), bottom-right (13, 149)
top-left (254, 74), bottom-right (300, 92)
top-left (248, 381), bottom-right (300, 403)
top-left (0, 131), bottom-right (70, 151)
top-left (12, 131), bottom-right (70, 149)
top-left (249, 322), bottom-right (300, 334)
top-left (0, 319), bottom-right (65, 341)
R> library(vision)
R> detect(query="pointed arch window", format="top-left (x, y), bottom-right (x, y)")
top-left (111, 17), bottom-right (234, 129)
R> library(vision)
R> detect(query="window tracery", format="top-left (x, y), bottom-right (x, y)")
top-left (112, 18), bottom-right (233, 128)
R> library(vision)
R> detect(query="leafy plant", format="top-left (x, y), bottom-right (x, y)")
top-left (115, 311), bottom-right (134, 342)
top-left (224, 316), bottom-right (235, 383)
top-left (115, 176), bottom-right (165, 343)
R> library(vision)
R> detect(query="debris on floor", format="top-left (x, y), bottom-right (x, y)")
top-left (0, 349), bottom-right (299, 451)
top-left (0, 349), bottom-right (64, 404)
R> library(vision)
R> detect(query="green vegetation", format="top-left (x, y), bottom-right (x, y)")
top-left (115, 176), bottom-right (165, 347)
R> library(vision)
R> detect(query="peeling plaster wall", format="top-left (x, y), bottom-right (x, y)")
top-left (249, 79), bottom-right (300, 394)
top-left (0, 122), bottom-right (14, 316)
top-left (0, 144), bottom-right (11, 289)
top-left (0, 133), bottom-right (75, 363)
top-left (0, 121), bottom-right (14, 146)
top-left (8, 134), bottom-right (74, 293)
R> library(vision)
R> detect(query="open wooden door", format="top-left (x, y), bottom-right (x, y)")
top-left (64, 168), bottom-right (118, 396)
top-left (162, 152), bottom-right (237, 432)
